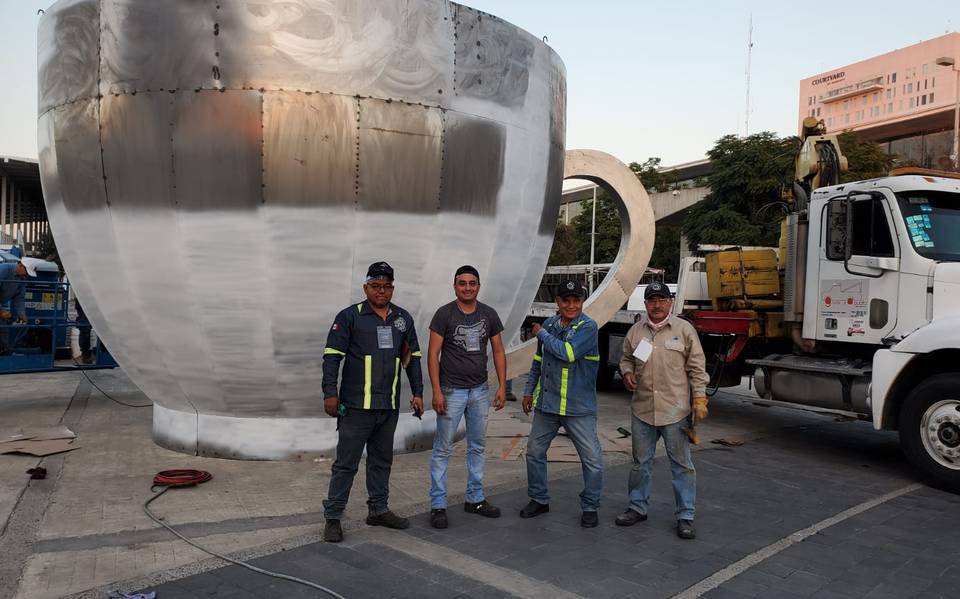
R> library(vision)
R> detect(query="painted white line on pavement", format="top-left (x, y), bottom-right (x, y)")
top-left (672, 482), bottom-right (924, 599)
top-left (350, 530), bottom-right (587, 599)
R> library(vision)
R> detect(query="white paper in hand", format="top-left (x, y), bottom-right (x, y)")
top-left (632, 338), bottom-right (653, 363)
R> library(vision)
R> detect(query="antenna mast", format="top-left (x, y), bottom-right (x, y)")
top-left (744, 15), bottom-right (754, 136)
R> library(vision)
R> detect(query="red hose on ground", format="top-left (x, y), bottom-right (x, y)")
top-left (152, 469), bottom-right (212, 487)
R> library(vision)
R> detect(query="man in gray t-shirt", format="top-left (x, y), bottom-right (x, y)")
top-left (427, 265), bottom-right (507, 529)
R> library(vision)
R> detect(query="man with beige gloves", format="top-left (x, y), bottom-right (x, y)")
top-left (616, 281), bottom-right (710, 539)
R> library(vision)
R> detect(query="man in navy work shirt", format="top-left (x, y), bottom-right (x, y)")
top-left (521, 279), bottom-right (604, 528)
top-left (427, 265), bottom-right (507, 529)
top-left (321, 262), bottom-right (424, 543)
top-left (0, 258), bottom-right (38, 355)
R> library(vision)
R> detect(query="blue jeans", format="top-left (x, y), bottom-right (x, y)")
top-left (628, 416), bottom-right (696, 521)
top-left (430, 384), bottom-right (490, 509)
top-left (526, 410), bottom-right (604, 511)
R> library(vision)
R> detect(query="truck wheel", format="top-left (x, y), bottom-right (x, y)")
top-left (898, 373), bottom-right (960, 493)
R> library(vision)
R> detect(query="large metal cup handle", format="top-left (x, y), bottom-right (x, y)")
top-left (502, 149), bottom-right (656, 381)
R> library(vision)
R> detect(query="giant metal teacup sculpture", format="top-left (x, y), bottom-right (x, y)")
top-left (38, 0), bottom-right (655, 459)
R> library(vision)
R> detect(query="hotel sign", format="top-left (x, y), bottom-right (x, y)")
top-left (812, 71), bottom-right (845, 86)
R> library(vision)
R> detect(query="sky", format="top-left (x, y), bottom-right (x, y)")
top-left (0, 0), bottom-right (957, 166)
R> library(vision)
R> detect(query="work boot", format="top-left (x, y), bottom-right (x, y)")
top-left (580, 511), bottom-right (599, 528)
top-left (615, 509), bottom-right (648, 527)
top-left (366, 510), bottom-right (409, 530)
top-left (464, 499), bottom-right (501, 518)
top-left (430, 509), bottom-right (448, 529)
top-left (323, 519), bottom-right (343, 543)
top-left (80, 351), bottom-right (94, 365)
top-left (677, 519), bottom-right (696, 540)
top-left (519, 500), bottom-right (549, 519)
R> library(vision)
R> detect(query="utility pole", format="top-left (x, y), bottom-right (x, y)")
top-left (589, 185), bottom-right (597, 295)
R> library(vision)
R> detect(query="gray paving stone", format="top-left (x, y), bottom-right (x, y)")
top-left (772, 570), bottom-right (830, 596)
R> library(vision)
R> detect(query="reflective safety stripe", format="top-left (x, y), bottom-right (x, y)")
top-left (323, 348), bottom-right (346, 356)
top-left (411, 351), bottom-right (422, 358)
top-left (533, 354), bottom-right (542, 363)
top-left (391, 357), bottom-right (400, 409)
top-left (532, 381), bottom-right (541, 408)
top-left (571, 320), bottom-right (584, 330)
top-left (565, 342), bottom-right (575, 362)
top-left (585, 355), bottom-right (600, 362)
top-left (363, 355), bottom-right (372, 409)
top-left (559, 368), bottom-right (569, 415)
top-left (357, 303), bottom-right (363, 313)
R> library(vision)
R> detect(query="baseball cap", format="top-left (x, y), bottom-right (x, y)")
top-left (557, 279), bottom-right (587, 299)
top-left (19, 257), bottom-right (40, 278)
top-left (644, 281), bottom-right (671, 300)
top-left (366, 261), bottom-right (394, 281)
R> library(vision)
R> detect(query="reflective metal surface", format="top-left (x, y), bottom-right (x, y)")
top-left (38, 0), bottom-right (653, 459)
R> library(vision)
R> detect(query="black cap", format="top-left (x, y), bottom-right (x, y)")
top-left (366, 261), bottom-right (394, 281)
top-left (557, 279), bottom-right (587, 299)
top-left (455, 265), bottom-right (480, 282)
top-left (644, 281), bottom-right (671, 300)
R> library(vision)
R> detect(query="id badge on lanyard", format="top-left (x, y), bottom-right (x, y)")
top-left (377, 326), bottom-right (394, 350)
top-left (465, 332), bottom-right (482, 353)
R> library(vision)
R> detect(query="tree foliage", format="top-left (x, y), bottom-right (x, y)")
top-left (837, 132), bottom-right (895, 183)
top-left (649, 224), bottom-right (681, 282)
top-left (629, 157), bottom-right (675, 192)
top-left (548, 223), bottom-right (577, 266)
top-left (571, 192), bottom-right (621, 264)
top-left (682, 132), bottom-right (797, 250)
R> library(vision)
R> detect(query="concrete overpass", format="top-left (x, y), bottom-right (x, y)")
top-left (0, 156), bottom-right (49, 253)
top-left (560, 158), bottom-right (711, 227)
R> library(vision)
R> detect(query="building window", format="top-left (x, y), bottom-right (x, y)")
top-left (924, 79), bottom-right (928, 90)
top-left (845, 114), bottom-right (850, 124)
top-left (922, 95), bottom-right (927, 106)
top-left (888, 102), bottom-right (893, 113)
top-left (862, 96), bottom-right (868, 105)
top-left (816, 107), bottom-right (821, 117)
top-left (930, 93), bottom-right (935, 103)
top-left (923, 63), bottom-right (928, 75)
top-left (932, 77), bottom-right (936, 88)
top-left (907, 82), bottom-right (913, 93)
top-left (891, 72), bottom-right (897, 83)
top-left (910, 97), bottom-right (915, 108)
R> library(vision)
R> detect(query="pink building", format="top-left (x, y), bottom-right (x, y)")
top-left (799, 32), bottom-right (960, 168)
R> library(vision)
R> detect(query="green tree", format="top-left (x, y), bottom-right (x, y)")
top-left (682, 132), bottom-right (796, 250)
top-left (837, 132), bottom-right (895, 182)
top-left (629, 157), bottom-right (675, 192)
top-left (548, 223), bottom-right (577, 266)
top-left (571, 191), bottom-right (621, 264)
top-left (649, 224), bottom-right (681, 282)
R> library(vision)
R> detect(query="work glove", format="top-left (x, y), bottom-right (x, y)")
top-left (692, 397), bottom-right (708, 422)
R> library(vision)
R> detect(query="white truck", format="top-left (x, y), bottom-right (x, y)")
top-left (672, 117), bottom-right (960, 492)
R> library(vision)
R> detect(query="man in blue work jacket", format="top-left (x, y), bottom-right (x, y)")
top-left (521, 279), bottom-right (604, 528)
top-left (320, 262), bottom-right (424, 543)
top-left (0, 259), bottom-right (37, 355)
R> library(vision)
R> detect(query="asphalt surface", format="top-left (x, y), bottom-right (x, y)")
top-left (141, 416), bottom-right (960, 599)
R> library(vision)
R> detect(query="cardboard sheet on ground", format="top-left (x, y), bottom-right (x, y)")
top-left (0, 438), bottom-right (80, 456)
top-left (0, 425), bottom-right (79, 456)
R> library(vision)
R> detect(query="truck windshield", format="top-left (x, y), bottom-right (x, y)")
top-left (896, 190), bottom-right (960, 262)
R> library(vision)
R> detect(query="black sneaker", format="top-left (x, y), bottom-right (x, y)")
top-left (580, 511), bottom-right (599, 528)
top-left (519, 500), bottom-right (549, 519)
top-left (430, 509), bottom-right (448, 529)
top-left (366, 510), bottom-right (410, 530)
top-left (464, 500), bottom-right (501, 518)
top-left (323, 519), bottom-right (343, 543)
top-left (677, 519), bottom-right (696, 540)
top-left (615, 509), bottom-right (648, 527)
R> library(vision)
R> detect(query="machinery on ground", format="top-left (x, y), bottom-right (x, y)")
top-left (674, 117), bottom-right (960, 492)
top-left (0, 242), bottom-right (115, 375)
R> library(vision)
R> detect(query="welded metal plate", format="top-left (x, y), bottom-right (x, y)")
top-left (173, 90), bottom-right (263, 211)
top-left (38, 0), bottom-right (100, 114)
top-left (218, 0), bottom-right (454, 106)
top-left (358, 99), bottom-right (443, 213)
top-left (100, 0), bottom-right (217, 94)
top-left (439, 112), bottom-right (505, 215)
top-left (454, 5), bottom-right (534, 107)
